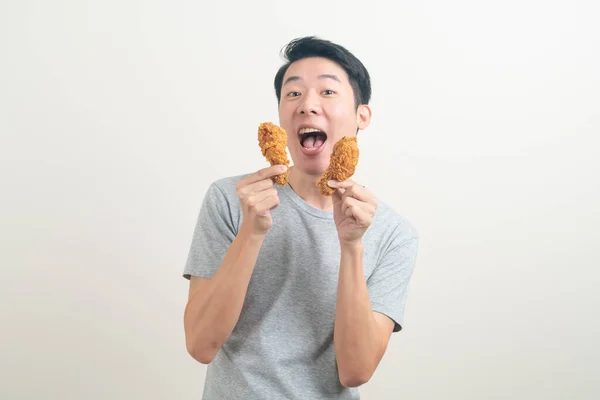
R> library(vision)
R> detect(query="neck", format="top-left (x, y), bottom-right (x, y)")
top-left (287, 166), bottom-right (333, 211)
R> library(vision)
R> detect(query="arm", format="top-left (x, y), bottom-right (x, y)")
top-left (184, 223), bottom-right (266, 364)
top-left (183, 165), bottom-right (287, 364)
top-left (334, 242), bottom-right (395, 387)
top-left (328, 179), bottom-right (396, 387)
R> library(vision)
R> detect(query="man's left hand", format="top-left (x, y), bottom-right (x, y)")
top-left (329, 180), bottom-right (378, 246)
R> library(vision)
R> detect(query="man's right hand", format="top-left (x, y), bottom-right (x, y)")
top-left (235, 165), bottom-right (287, 236)
top-left (186, 164), bottom-right (287, 364)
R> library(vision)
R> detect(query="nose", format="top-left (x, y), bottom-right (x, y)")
top-left (298, 89), bottom-right (321, 115)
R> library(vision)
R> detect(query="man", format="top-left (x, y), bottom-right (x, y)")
top-left (183, 36), bottom-right (419, 399)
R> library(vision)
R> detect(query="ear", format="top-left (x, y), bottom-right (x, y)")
top-left (356, 104), bottom-right (372, 131)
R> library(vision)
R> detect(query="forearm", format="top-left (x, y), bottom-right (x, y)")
top-left (184, 222), bottom-right (264, 362)
top-left (334, 243), bottom-right (381, 387)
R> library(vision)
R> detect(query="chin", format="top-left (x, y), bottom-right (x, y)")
top-left (292, 158), bottom-right (329, 177)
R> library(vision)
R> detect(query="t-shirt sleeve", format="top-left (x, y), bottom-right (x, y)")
top-left (367, 231), bottom-right (419, 333)
top-left (183, 182), bottom-right (238, 280)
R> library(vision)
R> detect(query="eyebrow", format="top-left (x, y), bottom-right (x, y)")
top-left (283, 74), bottom-right (341, 86)
top-left (319, 74), bottom-right (341, 82)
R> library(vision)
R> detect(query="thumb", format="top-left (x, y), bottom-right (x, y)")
top-left (331, 187), bottom-right (344, 205)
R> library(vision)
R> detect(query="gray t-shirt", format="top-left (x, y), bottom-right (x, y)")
top-left (183, 174), bottom-right (419, 400)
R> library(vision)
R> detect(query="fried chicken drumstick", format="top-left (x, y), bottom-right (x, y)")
top-left (317, 136), bottom-right (359, 196)
top-left (258, 122), bottom-right (290, 186)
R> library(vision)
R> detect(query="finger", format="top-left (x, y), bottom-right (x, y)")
top-left (342, 184), bottom-right (374, 205)
top-left (254, 192), bottom-right (281, 216)
top-left (332, 187), bottom-right (344, 205)
top-left (239, 165), bottom-right (288, 188)
top-left (328, 179), bottom-right (354, 188)
top-left (247, 188), bottom-right (278, 206)
top-left (328, 179), bottom-right (359, 190)
top-left (341, 196), bottom-right (360, 216)
top-left (243, 177), bottom-right (275, 196)
top-left (329, 179), bottom-right (372, 202)
top-left (348, 204), bottom-right (372, 227)
top-left (341, 196), bottom-right (376, 216)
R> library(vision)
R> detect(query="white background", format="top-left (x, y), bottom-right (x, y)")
top-left (1, 0), bottom-right (599, 399)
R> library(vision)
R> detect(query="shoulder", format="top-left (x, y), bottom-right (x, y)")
top-left (209, 174), bottom-right (250, 196)
top-left (371, 197), bottom-right (419, 244)
top-left (197, 174), bottom-right (251, 228)
top-left (205, 173), bottom-right (259, 200)
top-left (200, 174), bottom-right (250, 211)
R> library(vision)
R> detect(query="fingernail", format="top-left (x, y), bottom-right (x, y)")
top-left (327, 180), bottom-right (338, 187)
top-left (278, 165), bottom-right (287, 172)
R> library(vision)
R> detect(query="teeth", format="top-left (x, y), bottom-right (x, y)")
top-left (299, 127), bottom-right (322, 135)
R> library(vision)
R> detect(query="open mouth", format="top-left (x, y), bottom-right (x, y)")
top-left (298, 127), bottom-right (327, 150)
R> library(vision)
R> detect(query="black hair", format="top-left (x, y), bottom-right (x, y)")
top-left (274, 36), bottom-right (371, 109)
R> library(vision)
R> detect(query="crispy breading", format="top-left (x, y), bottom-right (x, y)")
top-left (258, 122), bottom-right (290, 186)
top-left (317, 136), bottom-right (359, 196)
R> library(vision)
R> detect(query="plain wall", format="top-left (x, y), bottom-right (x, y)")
top-left (1, 0), bottom-right (599, 399)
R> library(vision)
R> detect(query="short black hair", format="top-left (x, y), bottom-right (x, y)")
top-left (274, 36), bottom-right (371, 109)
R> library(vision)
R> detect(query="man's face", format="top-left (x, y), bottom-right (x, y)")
top-left (278, 57), bottom-right (370, 176)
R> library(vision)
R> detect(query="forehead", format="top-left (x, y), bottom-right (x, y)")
top-left (283, 57), bottom-right (349, 85)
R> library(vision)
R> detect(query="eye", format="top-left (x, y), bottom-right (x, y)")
top-left (287, 91), bottom-right (301, 97)
top-left (322, 89), bottom-right (336, 95)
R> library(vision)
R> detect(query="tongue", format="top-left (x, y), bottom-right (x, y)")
top-left (303, 136), bottom-right (316, 148)
top-left (303, 136), bottom-right (324, 149)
